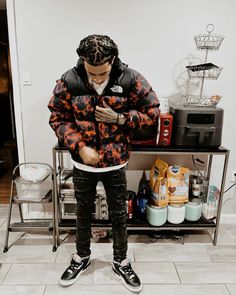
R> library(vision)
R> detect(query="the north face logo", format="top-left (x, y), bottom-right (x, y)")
top-left (110, 85), bottom-right (123, 93)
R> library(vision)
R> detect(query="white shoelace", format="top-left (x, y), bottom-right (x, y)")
top-left (119, 259), bottom-right (136, 279)
top-left (67, 253), bottom-right (89, 274)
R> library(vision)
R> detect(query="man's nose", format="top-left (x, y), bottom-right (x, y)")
top-left (93, 76), bottom-right (103, 84)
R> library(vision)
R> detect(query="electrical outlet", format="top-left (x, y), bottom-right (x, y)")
top-left (159, 97), bottom-right (169, 113)
top-left (231, 170), bottom-right (236, 182)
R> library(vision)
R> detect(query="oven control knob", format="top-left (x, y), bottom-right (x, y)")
top-left (163, 129), bottom-right (169, 136)
top-left (161, 138), bottom-right (169, 145)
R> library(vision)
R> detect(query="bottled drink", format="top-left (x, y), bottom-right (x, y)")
top-left (126, 190), bottom-right (136, 219)
top-left (136, 171), bottom-right (149, 218)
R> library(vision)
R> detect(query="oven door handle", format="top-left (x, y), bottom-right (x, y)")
top-left (186, 125), bottom-right (215, 132)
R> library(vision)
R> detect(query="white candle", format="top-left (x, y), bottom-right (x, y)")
top-left (167, 204), bottom-right (185, 224)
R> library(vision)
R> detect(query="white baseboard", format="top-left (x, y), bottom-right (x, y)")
top-left (220, 213), bottom-right (236, 224)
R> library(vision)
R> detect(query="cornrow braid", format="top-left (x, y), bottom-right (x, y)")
top-left (77, 34), bottom-right (119, 66)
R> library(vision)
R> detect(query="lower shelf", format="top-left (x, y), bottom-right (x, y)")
top-left (9, 220), bottom-right (53, 232)
top-left (58, 217), bottom-right (216, 231)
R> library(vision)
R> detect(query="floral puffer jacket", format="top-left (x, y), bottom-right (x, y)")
top-left (48, 58), bottom-right (160, 168)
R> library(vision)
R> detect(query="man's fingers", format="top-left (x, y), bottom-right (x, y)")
top-left (95, 114), bottom-right (114, 123)
top-left (95, 105), bottom-right (117, 123)
top-left (95, 107), bottom-right (110, 116)
top-left (103, 100), bottom-right (110, 108)
top-left (96, 116), bottom-right (113, 123)
top-left (95, 105), bottom-right (105, 112)
top-left (95, 111), bottom-right (108, 117)
top-left (95, 110), bottom-right (112, 118)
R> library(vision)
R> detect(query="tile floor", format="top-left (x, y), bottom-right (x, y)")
top-left (1, 204), bottom-right (236, 294)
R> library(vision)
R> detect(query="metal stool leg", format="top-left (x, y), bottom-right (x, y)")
top-left (18, 203), bottom-right (23, 223)
top-left (52, 179), bottom-right (57, 252)
top-left (3, 180), bottom-right (14, 252)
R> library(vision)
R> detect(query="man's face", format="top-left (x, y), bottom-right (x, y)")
top-left (84, 61), bottom-right (112, 85)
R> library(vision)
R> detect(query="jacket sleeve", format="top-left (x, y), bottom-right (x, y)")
top-left (48, 79), bottom-right (85, 152)
top-left (125, 74), bottom-right (160, 129)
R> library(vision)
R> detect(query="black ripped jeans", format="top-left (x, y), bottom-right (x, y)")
top-left (73, 166), bottom-right (127, 263)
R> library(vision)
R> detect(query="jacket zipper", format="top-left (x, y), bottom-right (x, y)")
top-left (94, 95), bottom-right (100, 151)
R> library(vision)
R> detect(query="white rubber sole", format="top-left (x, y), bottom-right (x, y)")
top-left (59, 262), bottom-right (91, 287)
top-left (113, 268), bottom-right (143, 293)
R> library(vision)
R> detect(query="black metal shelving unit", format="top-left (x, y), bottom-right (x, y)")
top-left (52, 144), bottom-right (229, 249)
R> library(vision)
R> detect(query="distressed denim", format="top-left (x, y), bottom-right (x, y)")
top-left (73, 166), bottom-right (127, 263)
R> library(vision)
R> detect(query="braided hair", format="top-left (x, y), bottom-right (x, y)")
top-left (77, 34), bottom-right (119, 66)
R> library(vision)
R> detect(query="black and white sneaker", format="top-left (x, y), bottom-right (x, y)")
top-left (113, 259), bottom-right (142, 293)
top-left (59, 254), bottom-right (91, 287)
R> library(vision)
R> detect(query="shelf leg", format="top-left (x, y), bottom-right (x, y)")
top-left (52, 146), bottom-right (60, 247)
top-left (207, 155), bottom-right (213, 180)
top-left (213, 150), bottom-right (230, 245)
top-left (52, 180), bottom-right (57, 252)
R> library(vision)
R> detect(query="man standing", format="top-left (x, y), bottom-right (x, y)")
top-left (48, 34), bottom-right (159, 293)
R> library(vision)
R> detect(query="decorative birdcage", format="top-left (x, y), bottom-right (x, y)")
top-left (184, 24), bottom-right (224, 108)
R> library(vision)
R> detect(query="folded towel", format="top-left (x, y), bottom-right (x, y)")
top-left (21, 165), bottom-right (49, 182)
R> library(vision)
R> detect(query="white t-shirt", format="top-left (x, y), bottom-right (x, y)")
top-left (89, 77), bottom-right (109, 95)
top-left (71, 159), bottom-right (128, 173)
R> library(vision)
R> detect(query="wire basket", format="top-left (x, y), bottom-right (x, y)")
top-left (186, 64), bottom-right (222, 79)
top-left (194, 24), bottom-right (224, 50)
top-left (184, 95), bottom-right (221, 108)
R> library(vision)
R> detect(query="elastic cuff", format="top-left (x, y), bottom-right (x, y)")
top-left (123, 112), bottom-right (132, 125)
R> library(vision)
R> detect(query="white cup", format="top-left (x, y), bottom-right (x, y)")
top-left (191, 177), bottom-right (203, 196)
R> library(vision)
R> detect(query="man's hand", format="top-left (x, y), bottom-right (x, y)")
top-left (95, 101), bottom-right (126, 125)
top-left (79, 146), bottom-right (100, 166)
top-left (95, 101), bottom-right (118, 123)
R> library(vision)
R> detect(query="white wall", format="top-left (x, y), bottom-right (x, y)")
top-left (6, 0), bottom-right (236, 214)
